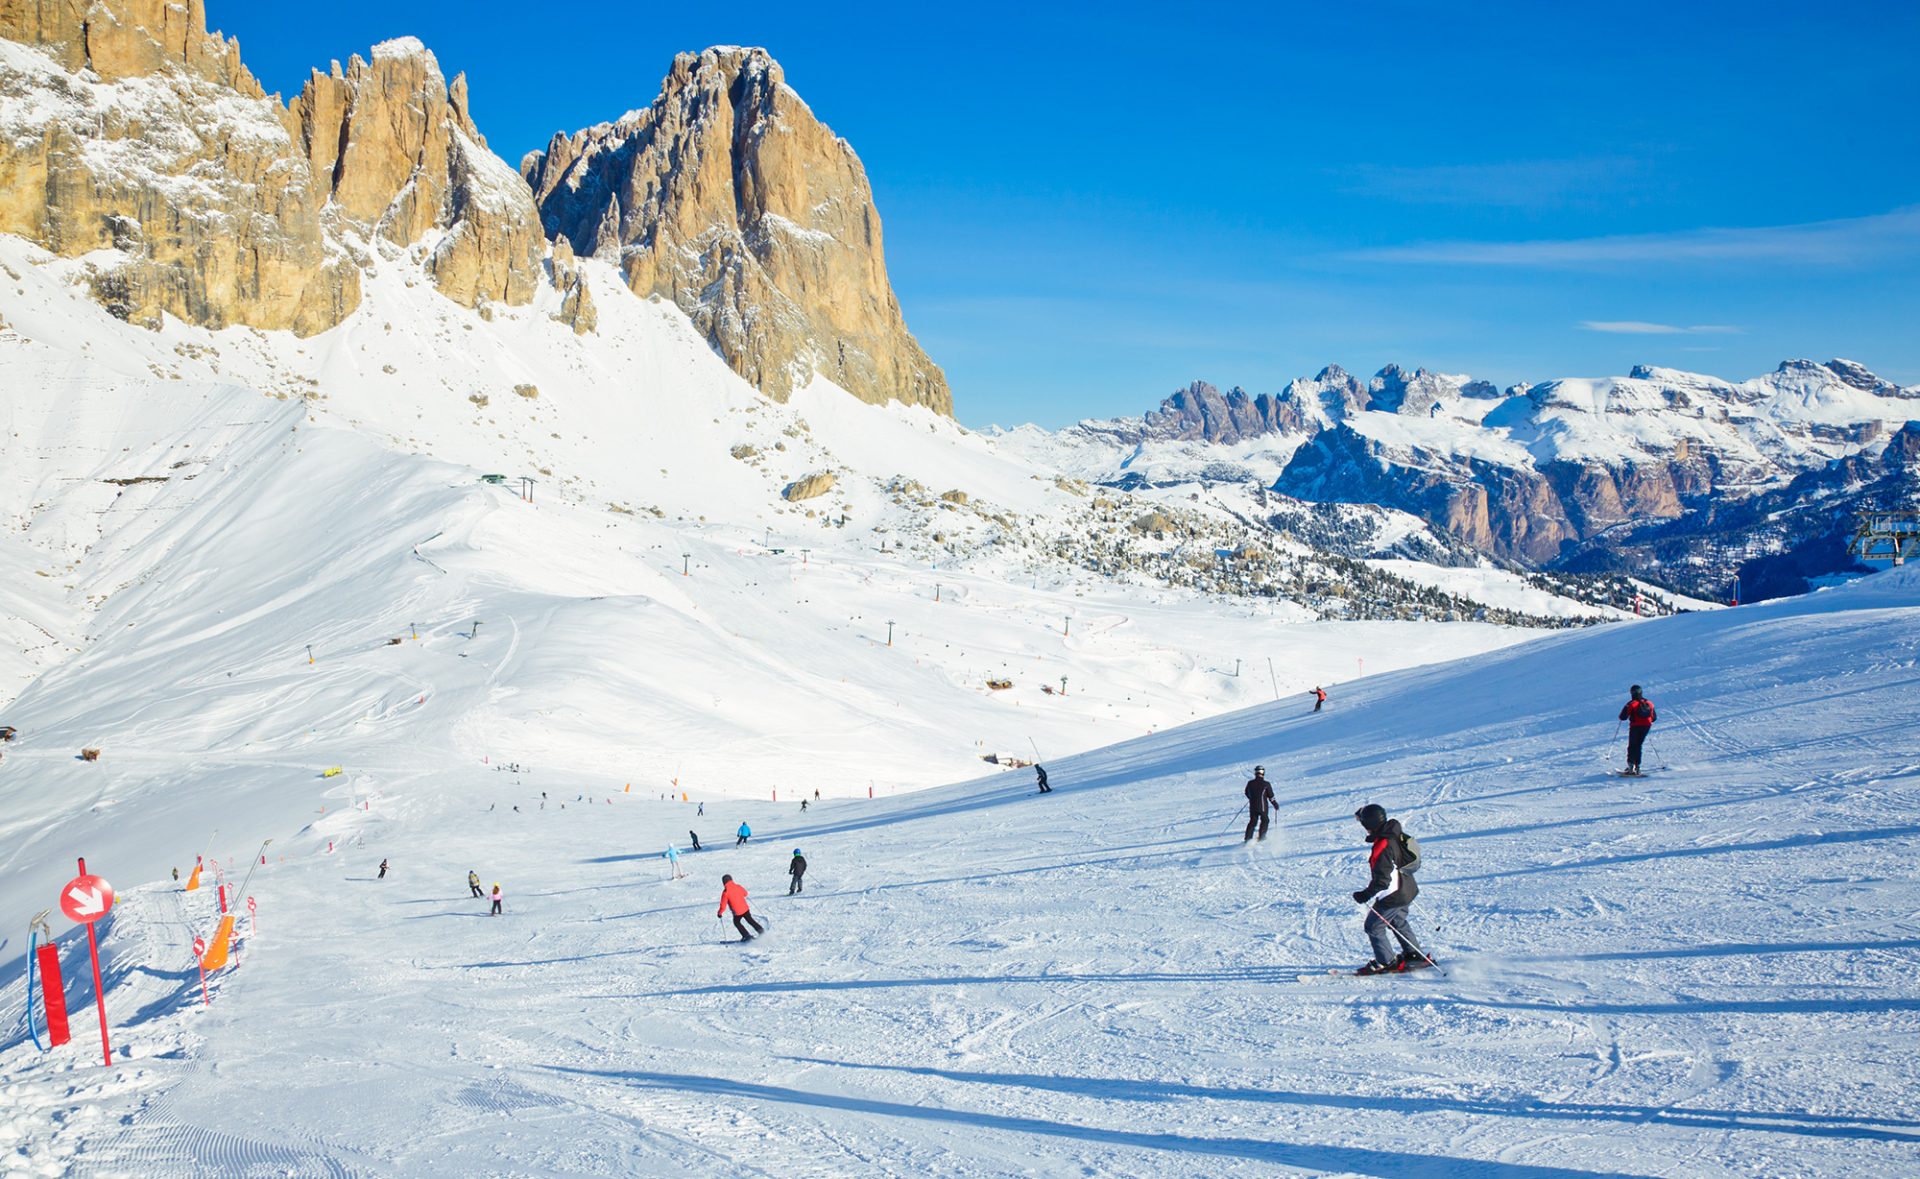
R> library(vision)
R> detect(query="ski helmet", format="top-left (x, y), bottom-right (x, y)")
top-left (793, 849), bottom-right (802, 856)
top-left (1354, 803), bottom-right (1387, 834)
top-left (1630, 684), bottom-right (1643, 697)
top-left (1253, 765), bottom-right (1265, 776)
top-left (722, 874), bottom-right (733, 884)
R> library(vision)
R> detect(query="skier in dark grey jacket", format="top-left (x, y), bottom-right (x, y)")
top-left (1352, 803), bottom-right (1427, 974)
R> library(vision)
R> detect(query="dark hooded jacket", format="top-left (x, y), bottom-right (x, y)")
top-left (1245, 776), bottom-right (1275, 812)
top-left (1357, 816), bottom-right (1418, 909)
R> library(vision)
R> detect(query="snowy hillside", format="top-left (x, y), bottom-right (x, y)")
top-left (2, 561), bottom-right (1914, 1174)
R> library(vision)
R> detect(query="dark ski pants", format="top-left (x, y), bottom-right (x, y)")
top-left (736, 835), bottom-right (749, 846)
top-left (470, 884), bottom-right (483, 897)
top-left (490, 899), bottom-right (502, 916)
top-left (1314, 700), bottom-right (1322, 712)
top-left (1245, 806), bottom-right (1270, 841)
top-left (1365, 905), bottom-right (1420, 965)
top-left (1626, 725), bottom-right (1650, 770)
top-left (789, 873), bottom-right (804, 895)
top-left (732, 911), bottom-right (764, 940)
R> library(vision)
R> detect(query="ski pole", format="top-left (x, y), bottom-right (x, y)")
top-left (1367, 904), bottom-right (1446, 976)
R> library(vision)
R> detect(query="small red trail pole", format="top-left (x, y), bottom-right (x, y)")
top-left (218, 883), bottom-right (228, 914)
top-left (248, 895), bottom-right (258, 936)
top-left (193, 937), bottom-right (209, 1006)
top-left (61, 857), bottom-right (115, 1067)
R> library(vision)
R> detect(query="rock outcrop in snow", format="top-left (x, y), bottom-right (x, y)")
top-left (0, 2), bottom-right (544, 334)
top-left (520, 47), bottom-right (951, 415)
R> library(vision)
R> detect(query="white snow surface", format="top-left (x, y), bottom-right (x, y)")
top-left (0, 555), bottom-right (1915, 1174)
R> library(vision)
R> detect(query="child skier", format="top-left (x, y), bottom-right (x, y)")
top-left (468, 870), bottom-right (483, 898)
top-left (490, 883), bottom-right (503, 916)
top-left (1243, 767), bottom-right (1276, 842)
top-left (717, 874), bottom-right (763, 940)
top-left (788, 849), bottom-right (808, 894)
top-left (1351, 803), bottom-right (1428, 974)
top-left (1618, 684), bottom-right (1657, 775)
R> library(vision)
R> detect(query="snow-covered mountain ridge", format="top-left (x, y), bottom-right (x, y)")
top-left (997, 359), bottom-right (1919, 598)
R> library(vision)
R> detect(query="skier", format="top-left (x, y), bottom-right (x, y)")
top-left (378, 858), bottom-right (389, 879)
top-left (800, 798), bottom-right (809, 813)
top-left (666, 844), bottom-right (686, 880)
top-left (1035, 764), bottom-right (1051, 794)
top-left (813, 789), bottom-right (821, 801)
top-left (468, 870), bottom-right (483, 898)
top-left (1312, 686), bottom-right (1327, 712)
top-left (171, 867), bottom-right (179, 882)
top-left (736, 822), bottom-right (752, 847)
top-left (717, 874), bottom-right (763, 941)
top-left (1351, 803), bottom-right (1428, 974)
top-left (788, 849), bottom-right (807, 895)
top-left (1618, 684), bottom-right (1657, 776)
top-left (1244, 766), bottom-right (1276, 842)
top-left (689, 829), bottom-right (703, 852)
top-left (490, 883), bottom-right (503, 916)
top-left (697, 802), bottom-right (705, 816)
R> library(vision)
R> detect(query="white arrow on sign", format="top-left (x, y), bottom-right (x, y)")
top-left (67, 885), bottom-right (106, 916)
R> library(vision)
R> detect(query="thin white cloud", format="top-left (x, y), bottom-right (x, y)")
top-left (1580, 321), bottom-right (1744, 335)
top-left (1350, 205), bottom-right (1920, 268)
top-left (1335, 157), bottom-right (1644, 210)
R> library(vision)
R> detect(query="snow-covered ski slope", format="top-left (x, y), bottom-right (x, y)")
top-left (4, 565), bottom-right (1915, 1176)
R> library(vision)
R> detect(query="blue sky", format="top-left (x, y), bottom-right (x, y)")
top-left (215, 1), bottom-right (1919, 427)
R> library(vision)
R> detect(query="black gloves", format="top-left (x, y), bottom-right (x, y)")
top-left (1352, 890), bottom-right (1368, 904)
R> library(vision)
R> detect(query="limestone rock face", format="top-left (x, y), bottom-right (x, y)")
top-left (782, 471), bottom-right (836, 502)
top-left (0, 5), bottom-right (542, 334)
top-left (522, 46), bottom-right (950, 414)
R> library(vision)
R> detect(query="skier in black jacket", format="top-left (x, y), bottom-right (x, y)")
top-left (1035, 765), bottom-right (1051, 794)
top-left (1243, 767), bottom-right (1276, 842)
top-left (788, 849), bottom-right (808, 894)
top-left (1352, 803), bottom-right (1427, 974)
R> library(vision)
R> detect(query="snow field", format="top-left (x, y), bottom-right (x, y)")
top-left (2, 567), bottom-right (1916, 1175)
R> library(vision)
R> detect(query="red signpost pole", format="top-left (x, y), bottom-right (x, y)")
top-left (75, 857), bottom-right (112, 1066)
top-left (193, 937), bottom-right (209, 1006)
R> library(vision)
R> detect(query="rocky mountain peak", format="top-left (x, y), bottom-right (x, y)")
top-left (521, 46), bottom-right (951, 414)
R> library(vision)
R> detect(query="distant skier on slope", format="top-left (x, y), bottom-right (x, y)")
top-left (468, 870), bottom-right (483, 898)
top-left (689, 830), bottom-right (702, 852)
top-left (1351, 803), bottom-right (1428, 975)
top-left (1312, 686), bottom-right (1327, 712)
top-left (800, 798), bottom-right (809, 812)
top-left (666, 844), bottom-right (686, 880)
top-left (788, 849), bottom-right (807, 894)
top-left (736, 822), bottom-right (752, 847)
top-left (490, 883), bottom-right (503, 916)
top-left (1618, 684), bottom-right (1656, 776)
top-left (378, 858), bottom-right (389, 879)
top-left (1035, 764), bottom-right (1051, 794)
top-left (1244, 766), bottom-right (1276, 842)
top-left (717, 874), bottom-right (763, 941)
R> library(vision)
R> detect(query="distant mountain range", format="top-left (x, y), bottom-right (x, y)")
top-left (1001, 360), bottom-right (1920, 601)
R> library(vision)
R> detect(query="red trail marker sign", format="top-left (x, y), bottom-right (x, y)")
top-left (61, 859), bottom-right (115, 1066)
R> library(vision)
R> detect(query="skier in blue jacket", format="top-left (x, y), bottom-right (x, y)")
top-left (736, 822), bottom-right (751, 847)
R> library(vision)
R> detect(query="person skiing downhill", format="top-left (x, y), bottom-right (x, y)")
top-left (1351, 804), bottom-right (1428, 974)
top-left (378, 858), bottom-right (389, 879)
top-left (1619, 685), bottom-right (1656, 775)
top-left (468, 870), bottom-right (483, 898)
top-left (717, 874), bottom-right (763, 940)
top-left (1035, 764), bottom-right (1051, 794)
top-left (489, 883), bottom-right (503, 916)
top-left (788, 849), bottom-right (808, 894)
top-left (736, 822), bottom-right (752, 847)
top-left (1244, 767), bottom-right (1276, 842)
top-left (689, 830), bottom-right (702, 852)
top-left (666, 844), bottom-right (686, 879)
top-left (1312, 686), bottom-right (1327, 712)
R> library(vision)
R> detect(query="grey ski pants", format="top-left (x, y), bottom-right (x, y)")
top-left (1365, 905), bottom-right (1420, 965)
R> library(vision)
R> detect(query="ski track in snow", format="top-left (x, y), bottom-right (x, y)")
top-left (1, 572), bottom-right (1917, 1175)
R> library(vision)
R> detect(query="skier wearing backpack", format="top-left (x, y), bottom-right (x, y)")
top-left (788, 849), bottom-right (807, 894)
top-left (1243, 766), bottom-right (1276, 842)
top-left (717, 874), bottom-right (763, 940)
top-left (468, 870), bottom-right (483, 898)
top-left (1618, 685), bottom-right (1656, 775)
top-left (1351, 803), bottom-right (1429, 974)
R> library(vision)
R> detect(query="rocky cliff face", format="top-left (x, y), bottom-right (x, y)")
top-left (521, 46), bottom-right (950, 414)
top-left (0, 3), bottom-right (542, 334)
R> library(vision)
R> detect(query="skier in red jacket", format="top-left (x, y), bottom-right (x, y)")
top-left (1618, 684), bottom-right (1656, 776)
top-left (717, 874), bottom-right (764, 941)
